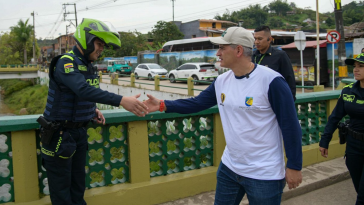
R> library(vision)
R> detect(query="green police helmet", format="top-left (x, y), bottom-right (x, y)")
top-left (73, 18), bottom-right (121, 53)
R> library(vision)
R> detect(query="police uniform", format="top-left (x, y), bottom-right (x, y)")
top-left (320, 81), bottom-right (364, 204)
top-left (41, 46), bottom-right (122, 205)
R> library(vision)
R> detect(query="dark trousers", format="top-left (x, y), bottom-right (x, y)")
top-left (42, 127), bottom-right (88, 205)
top-left (346, 135), bottom-right (364, 205)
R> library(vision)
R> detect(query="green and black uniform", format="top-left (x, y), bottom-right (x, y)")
top-left (320, 81), bottom-right (364, 205)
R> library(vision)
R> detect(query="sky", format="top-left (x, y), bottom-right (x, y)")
top-left (0, 0), bottom-right (358, 39)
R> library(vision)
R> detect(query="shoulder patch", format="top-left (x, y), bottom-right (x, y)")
top-left (64, 63), bottom-right (74, 73)
top-left (60, 55), bottom-right (74, 61)
top-left (78, 65), bottom-right (88, 71)
top-left (343, 83), bottom-right (354, 89)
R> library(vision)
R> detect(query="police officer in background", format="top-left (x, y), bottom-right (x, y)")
top-left (319, 53), bottom-right (364, 205)
top-left (252, 26), bottom-right (296, 101)
top-left (39, 18), bottom-right (148, 205)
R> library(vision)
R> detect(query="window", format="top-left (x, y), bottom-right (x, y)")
top-left (192, 35), bottom-right (196, 38)
top-left (212, 23), bottom-right (216, 28)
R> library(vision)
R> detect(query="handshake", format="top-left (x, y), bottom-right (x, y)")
top-left (119, 94), bottom-right (164, 117)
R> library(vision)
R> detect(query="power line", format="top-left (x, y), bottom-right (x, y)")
top-left (46, 8), bottom-right (64, 39)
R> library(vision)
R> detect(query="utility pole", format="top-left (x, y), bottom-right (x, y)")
top-left (63, 3), bottom-right (78, 27)
top-left (66, 25), bottom-right (70, 52)
top-left (171, 0), bottom-right (176, 22)
top-left (31, 11), bottom-right (36, 64)
top-left (334, 0), bottom-right (347, 78)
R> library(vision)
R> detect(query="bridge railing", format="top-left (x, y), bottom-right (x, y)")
top-left (0, 90), bottom-right (346, 205)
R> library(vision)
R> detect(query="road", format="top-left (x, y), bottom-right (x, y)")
top-left (102, 74), bottom-right (335, 96)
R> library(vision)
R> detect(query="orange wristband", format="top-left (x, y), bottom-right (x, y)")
top-left (159, 100), bottom-right (165, 112)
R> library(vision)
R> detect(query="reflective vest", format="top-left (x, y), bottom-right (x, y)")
top-left (43, 52), bottom-right (98, 122)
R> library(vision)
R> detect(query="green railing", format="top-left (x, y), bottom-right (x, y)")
top-left (0, 89), bottom-right (343, 204)
top-left (0, 132), bottom-right (14, 203)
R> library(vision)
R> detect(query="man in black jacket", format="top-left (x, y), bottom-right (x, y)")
top-left (252, 26), bottom-right (296, 101)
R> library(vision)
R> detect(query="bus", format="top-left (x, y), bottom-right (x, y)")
top-left (161, 37), bottom-right (219, 52)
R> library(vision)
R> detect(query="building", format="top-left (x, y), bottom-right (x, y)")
top-left (174, 19), bottom-right (237, 39)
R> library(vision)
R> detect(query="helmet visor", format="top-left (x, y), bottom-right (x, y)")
top-left (89, 21), bottom-right (121, 50)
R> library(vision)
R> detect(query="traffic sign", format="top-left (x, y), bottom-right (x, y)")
top-left (326, 30), bottom-right (341, 44)
top-left (294, 31), bottom-right (306, 51)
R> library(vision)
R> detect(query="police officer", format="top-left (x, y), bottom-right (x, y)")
top-left (319, 53), bottom-right (364, 205)
top-left (252, 26), bottom-right (296, 101)
top-left (40, 18), bottom-right (148, 205)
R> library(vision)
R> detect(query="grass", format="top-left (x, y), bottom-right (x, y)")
top-left (0, 79), bottom-right (48, 115)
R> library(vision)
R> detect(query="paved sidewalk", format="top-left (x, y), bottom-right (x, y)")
top-left (158, 157), bottom-right (352, 205)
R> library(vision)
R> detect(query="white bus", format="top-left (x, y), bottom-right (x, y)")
top-left (161, 37), bottom-right (218, 52)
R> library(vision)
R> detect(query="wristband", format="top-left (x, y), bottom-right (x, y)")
top-left (159, 100), bottom-right (165, 112)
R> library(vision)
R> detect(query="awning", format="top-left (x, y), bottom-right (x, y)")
top-left (280, 40), bottom-right (327, 49)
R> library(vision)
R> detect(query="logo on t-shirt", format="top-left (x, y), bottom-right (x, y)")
top-left (221, 93), bottom-right (226, 103)
top-left (245, 97), bottom-right (253, 106)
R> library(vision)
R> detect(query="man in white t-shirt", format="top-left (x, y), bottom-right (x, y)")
top-left (143, 27), bottom-right (302, 205)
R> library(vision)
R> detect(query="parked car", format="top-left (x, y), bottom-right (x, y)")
top-left (94, 63), bottom-right (107, 73)
top-left (168, 62), bottom-right (218, 85)
top-left (106, 60), bottom-right (132, 75)
top-left (134, 63), bottom-right (168, 80)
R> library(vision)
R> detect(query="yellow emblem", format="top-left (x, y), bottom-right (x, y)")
top-left (221, 93), bottom-right (226, 103)
top-left (245, 97), bottom-right (253, 106)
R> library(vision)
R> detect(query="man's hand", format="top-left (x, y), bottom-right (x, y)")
top-left (94, 109), bottom-right (105, 125)
top-left (120, 94), bottom-right (148, 117)
top-left (319, 147), bottom-right (328, 158)
top-left (285, 168), bottom-right (302, 190)
top-left (143, 94), bottom-right (162, 112)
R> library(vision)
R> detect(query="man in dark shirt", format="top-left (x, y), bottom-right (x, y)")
top-left (252, 26), bottom-right (296, 101)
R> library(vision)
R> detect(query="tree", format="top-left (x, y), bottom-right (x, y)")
top-left (268, 0), bottom-right (291, 16)
top-left (148, 21), bottom-right (184, 46)
top-left (11, 19), bottom-right (33, 64)
top-left (101, 30), bottom-right (148, 58)
top-left (0, 32), bottom-right (22, 64)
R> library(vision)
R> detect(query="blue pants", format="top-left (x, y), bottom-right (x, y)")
top-left (214, 162), bottom-right (285, 205)
top-left (41, 127), bottom-right (88, 205)
top-left (346, 135), bottom-right (364, 205)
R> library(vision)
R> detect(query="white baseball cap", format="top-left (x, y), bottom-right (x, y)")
top-left (210, 27), bottom-right (254, 48)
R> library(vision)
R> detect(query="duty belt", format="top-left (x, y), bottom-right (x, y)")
top-left (60, 121), bottom-right (90, 129)
top-left (348, 128), bottom-right (364, 141)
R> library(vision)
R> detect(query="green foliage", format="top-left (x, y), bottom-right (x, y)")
top-left (87, 127), bottom-right (103, 143)
top-left (167, 160), bottom-right (176, 170)
top-left (149, 142), bottom-right (160, 154)
top-left (111, 167), bottom-right (124, 181)
top-left (184, 138), bottom-right (193, 149)
top-left (150, 160), bottom-right (161, 173)
top-left (148, 21), bottom-right (184, 46)
top-left (167, 140), bottom-right (176, 152)
top-left (110, 147), bottom-right (124, 161)
top-left (10, 19), bottom-right (34, 64)
top-left (268, 0), bottom-right (292, 16)
top-left (101, 30), bottom-right (147, 58)
top-left (88, 148), bottom-right (104, 165)
top-left (184, 157), bottom-right (192, 167)
top-left (0, 80), bottom-right (48, 114)
top-left (109, 125), bottom-right (124, 141)
top-left (213, 0), bottom-right (362, 30)
top-left (90, 171), bottom-right (104, 184)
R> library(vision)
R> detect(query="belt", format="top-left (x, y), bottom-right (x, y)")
top-left (348, 128), bottom-right (364, 141)
top-left (60, 121), bottom-right (90, 129)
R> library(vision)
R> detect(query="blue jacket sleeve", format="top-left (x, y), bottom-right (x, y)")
top-left (268, 77), bottom-right (302, 170)
top-left (165, 81), bottom-right (217, 114)
top-left (54, 58), bottom-right (122, 107)
top-left (319, 92), bottom-right (347, 149)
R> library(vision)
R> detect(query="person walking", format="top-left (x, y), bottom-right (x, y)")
top-left (319, 53), bottom-right (364, 205)
top-left (143, 27), bottom-right (303, 205)
top-left (39, 18), bottom-right (148, 205)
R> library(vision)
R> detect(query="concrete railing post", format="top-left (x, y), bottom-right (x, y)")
top-left (313, 85), bottom-right (324, 92)
top-left (154, 75), bottom-right (160, 91)
top-left (12, 130), bottom-right (39, 202)
top-left (111, 73), bottom-right (118, 85)
top-left (130, 73), bottom-right (135, 87)
top-left (187, 77), bottom-right (194, 96)
top-left (128, 121), bottom-right (150, 183)
top-left (98, 71), bottom-right (102, 83)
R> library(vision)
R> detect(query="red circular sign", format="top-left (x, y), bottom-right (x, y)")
top-left (326, 31), bottom-right (341, 44)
